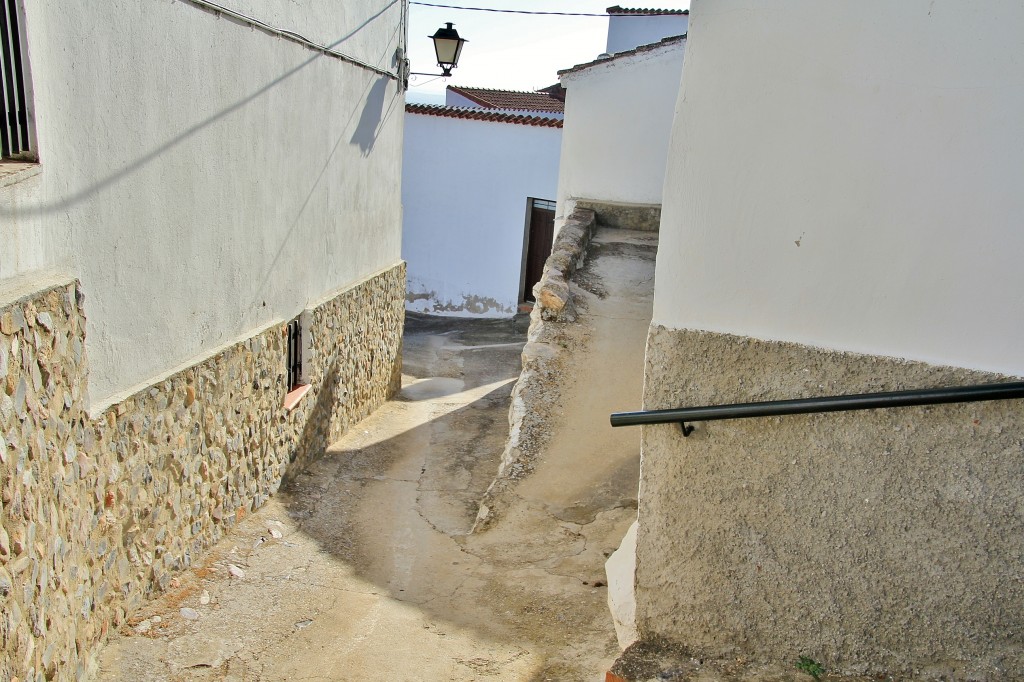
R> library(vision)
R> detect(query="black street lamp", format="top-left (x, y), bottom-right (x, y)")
top-left (411, 22), bottom-right (467, 78)
top-left (430, 22), bottom-right (467, 77)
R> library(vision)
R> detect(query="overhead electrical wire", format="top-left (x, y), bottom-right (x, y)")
top-left (410, 2), bottom-right (681, 17)
top-left (183, 0), bottom-right (400, 80)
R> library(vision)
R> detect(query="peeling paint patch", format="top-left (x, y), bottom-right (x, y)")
top-left (406, 291), bottom-right (436, 303)
top-left (433, 295), bottom-right (515, 316)
top-left (405, 289), bottom-right (516, 317)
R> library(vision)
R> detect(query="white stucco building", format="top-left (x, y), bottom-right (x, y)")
top-left (605, 5), bottom-right (688, 55)
top-left (2, 0), bottom-right (407, 406)
top-left (626, 0), bottom-right (1024, 676)
top-left (556, 35), bottom-right (685, 231)
top-left (402, 96), bottom-right (563, 316)
top-left (1, 1), bottom-right (407, 677)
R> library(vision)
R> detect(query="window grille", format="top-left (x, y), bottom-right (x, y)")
top-left (286, 319), bottom-right (303, 391)
top-left (1, 0), bottom-right (34, 160)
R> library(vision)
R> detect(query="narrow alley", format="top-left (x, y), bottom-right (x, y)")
top-left (96, 227), bottom-right (657, 681)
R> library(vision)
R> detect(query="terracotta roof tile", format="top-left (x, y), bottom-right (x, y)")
top-left (446, 86), bottom-right (565, 113)
top-left (558, 34), bottom-right (686, 77)
top-left (405, 104), bottom-right (564, 128)
top-left (606, 5), bottom-right (689, 15)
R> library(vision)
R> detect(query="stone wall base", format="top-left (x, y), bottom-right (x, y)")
top-left (574, 200), bottom-right (661, 232)
top-left (473, 209), bottom-right (596, 530)
top-left (635, 325), bottom-right (1024, 678)
top-left (0, 263), bottom-right (404, 681)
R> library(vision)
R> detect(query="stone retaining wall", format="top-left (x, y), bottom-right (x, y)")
top-left (473, 209), bottom-right (595, 530)
top-left (533, 207), bottom-right (597, 323)
top-left (0, 264), bottom-right (404, 681)
top-left (635, 325), bottom-right (1024, 677)
top-left (574, 200), bottom-right (661, 233)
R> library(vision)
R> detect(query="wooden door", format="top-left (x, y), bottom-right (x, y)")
top-left (523, 199), bottom-right (556, 302)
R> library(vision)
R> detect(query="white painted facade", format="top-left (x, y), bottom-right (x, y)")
top-left (556, 38), bottom-right (685, 225)
top-left (655, 0), bottom-right (1024, 376)
top-left (402, 111), bottom-right (561, 316)
top-left (0, 0), bottom-right (405, 405)
top-left (606, 12), bottom-right (688, 55)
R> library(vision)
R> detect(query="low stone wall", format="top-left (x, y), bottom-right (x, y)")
top-left (473, 209), bottom-right (596, 530)
top-left (635, 325), bottom-right (1024, 677)
top-left (0, 264), bottom-right (404, 681)
top-left (533, 207), bottom-right (597, 322)
top-left (575, 200), bottom-right (661, 233)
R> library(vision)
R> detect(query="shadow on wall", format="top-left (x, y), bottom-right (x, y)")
top-left (284, 362), bottom-right (342, 483)
top-left (0, 0), bottom-right (401, 217)
top-left (284, 334), bottom-right (404, 485)
top-left (350, 76), bottom-right (391, 155)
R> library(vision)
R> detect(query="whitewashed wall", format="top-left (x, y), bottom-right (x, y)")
top-left (402, 112), bottom-right (561, 316)
top-left (606, 13), bottom-right (688, 54)
top-left (0, 0), bottom-right (405, 405)
top-left (654, 0), bottom-right (1024, 376)
top-left (555, 40), bottom-right (684, 225)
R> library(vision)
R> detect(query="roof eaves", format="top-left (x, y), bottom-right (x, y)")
top-left (445, 85), bottom-right (565, 113)
top-left (606, 5), bottom-right (689, 15)
top-left (445, 86), bottom-right (495, 108)
top-left (405, 104), bottom-right (564, 128)
top-left (557, 34), bottom-right (686, 77)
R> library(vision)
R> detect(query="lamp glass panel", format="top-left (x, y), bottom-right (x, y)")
top-left (434, 37), bottom-right (461, 65)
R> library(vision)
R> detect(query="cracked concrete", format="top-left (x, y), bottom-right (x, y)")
top-left (96, 243), bottom-right (654, 681)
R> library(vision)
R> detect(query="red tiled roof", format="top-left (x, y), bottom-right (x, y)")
top-left (446, 86), bottom-right (565, 113)
top-left (558, 34), bottom-right (686, 77)
top-left (607, 5), bottom-right (689, 14)
top-left (405, 104), bottom-right (564, 128)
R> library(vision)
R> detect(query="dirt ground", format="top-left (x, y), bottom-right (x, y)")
top-left (96, 227), bottom-right (659, 682)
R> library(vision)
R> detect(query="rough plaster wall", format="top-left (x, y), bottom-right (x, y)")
top-left (401, 113), bottom-right (561, 317)
top-left (636, 325), bottom-right (1024, 676)
top-left (606, 14), bottom-right (688, 55)
top-left (555, 41), bottom-right (683, 235)
top-left (655, 0), bottom-right (1024, 376)
top-left (6, 0), bottom-right (404, 405)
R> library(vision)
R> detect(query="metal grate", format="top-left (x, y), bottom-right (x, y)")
top-left (1, 0), bottom-right (32, 160)
top-left (286, 319), bottom-right (303, 390)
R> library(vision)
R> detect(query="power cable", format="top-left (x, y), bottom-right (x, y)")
top-left (410, 74), bottom-right (447, 87)
top-left (410, 2), bottom-right (684, 17)
top-left (184, 0), bottom-right (400, 80)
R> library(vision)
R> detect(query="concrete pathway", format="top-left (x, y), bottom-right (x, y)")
top-left (97, 228), bottom-right (657, 681)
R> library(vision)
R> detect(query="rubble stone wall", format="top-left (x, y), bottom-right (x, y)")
top-left (534, 207), bottom-right (597, 323)
top-left (635, 324), bottom-right (1024, 677)
top-left (473, 209), bottom-right (595, 530)
top-left (0, 263), bottom-right (404, 681)
top-left (574, 200), bottom-right (661, 233)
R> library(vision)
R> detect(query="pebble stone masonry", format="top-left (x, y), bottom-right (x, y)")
top-left (0, 264), bottom-right (405, 681)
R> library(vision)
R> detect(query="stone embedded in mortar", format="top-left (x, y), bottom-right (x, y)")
top-left (35, 312), bottom-right (53, 333)
top-left (536, 277), bottom-right (576, 322)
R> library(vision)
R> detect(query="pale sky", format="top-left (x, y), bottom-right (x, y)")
top-left (406, 0), bottom-right (690, 104)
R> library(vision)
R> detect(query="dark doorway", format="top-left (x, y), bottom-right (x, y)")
top-left (522, 198), bottom-right (556, 302)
